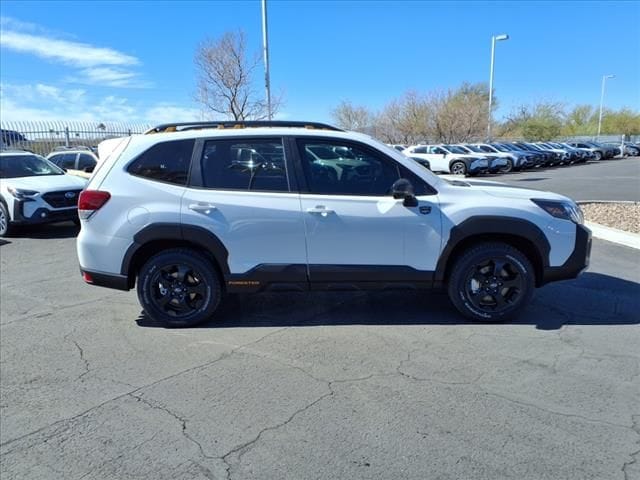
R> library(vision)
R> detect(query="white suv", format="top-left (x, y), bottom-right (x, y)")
top-left (76, 121), bottom-right (591, 327)
top-left (1, 150), bottom-right (87, 236)
top-left (403, 144), bottom-right (489, 175)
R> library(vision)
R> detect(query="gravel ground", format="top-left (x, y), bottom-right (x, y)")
top-left (581, 202), bottom-right (640, 233)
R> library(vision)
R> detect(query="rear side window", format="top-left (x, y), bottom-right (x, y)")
top-left (50, 153), bottom-right (77, 169)
top-left (78, 153), bottom-right (96, 170)
top-left (200, 138), bottom-right (289, 192)
top-left (127, 139), bottom-right (194, 185)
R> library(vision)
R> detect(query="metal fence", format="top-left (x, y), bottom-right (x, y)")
top-left (0, 121), bottom-right (152, 156)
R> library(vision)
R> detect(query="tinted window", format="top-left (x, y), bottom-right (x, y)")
top-left (128, 139), bottom-right (194, 185)
top-left (0, 155), bottom-right (64, 178)
top-left (78, 153), bottom-right (96, 169)
top-left (298, 140), bottom-right (401, 196)
top-left (201, 138), bottom-right (288, 192)
top-left (49, 153), bottom-right (77, 169)
top-left (413, 146), bottom-right (427, 154)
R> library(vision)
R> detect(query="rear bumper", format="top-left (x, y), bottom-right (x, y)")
top-left (540, 224), bottom-right (591, 285)
top-left (80, 268), bottom-right (130, 291)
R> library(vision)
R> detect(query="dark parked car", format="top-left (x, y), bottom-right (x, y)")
top-left (566, 142), bottom-right (613, 161)
top-left (0, 129), bottom-right (28, 148)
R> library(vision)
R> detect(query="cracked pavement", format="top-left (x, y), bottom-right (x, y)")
top-left (1, 225), bottom-right (639, 479)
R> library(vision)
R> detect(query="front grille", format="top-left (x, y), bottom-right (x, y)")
top-left (42, 190), bottom-right (82, 208)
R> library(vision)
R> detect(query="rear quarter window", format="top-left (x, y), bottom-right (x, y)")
top-left (127, 139), bottom-right (194, 185)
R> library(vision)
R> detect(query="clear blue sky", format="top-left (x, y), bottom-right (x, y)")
top-left (1, 0), bottom-right (638, 124)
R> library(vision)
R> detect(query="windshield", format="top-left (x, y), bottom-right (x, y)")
top-left (0, 154), bottom-right (65, 178)
top-left (465, 145), bottom-right (484, 153)
top-left (443, 145), bottom-right (467, 154)
top-left (492, 144), bottom-right (511, 152)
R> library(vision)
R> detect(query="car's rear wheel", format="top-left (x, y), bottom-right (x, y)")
top-left (0, 202), bottom-right (12, 237)
top-left (593, 151), bottom-right (602, 161)
top-left (137, 248), bottom-right (222, 327)
top-left (447, 242), bottom-right (534, 322)
top-left (450, 161), bottom-right (467, 175)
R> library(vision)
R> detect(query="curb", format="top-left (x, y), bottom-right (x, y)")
top-left (578, 200), bottom-right (638, 205)
top-left (585, 221), bottom-right (640, 250)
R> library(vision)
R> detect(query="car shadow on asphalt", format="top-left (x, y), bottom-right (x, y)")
top-left (135, 272), bottom-right (639, 331)
top-left (7, 222), bottom-right (79, 239)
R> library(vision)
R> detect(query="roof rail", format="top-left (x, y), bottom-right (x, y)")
top-left (52, 145), bottom-right (92, 152)
top-left (144, 120), bottom-right (344, 134)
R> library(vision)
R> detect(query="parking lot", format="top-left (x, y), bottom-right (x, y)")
top-left (496, 156), bottom-right (640, 202)
top-left (1, 215), bottom-right (639, 479)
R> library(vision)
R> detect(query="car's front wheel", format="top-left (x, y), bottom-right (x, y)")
top-left (0, 202), bottom-right (12, 237)
top-left (447, 242), bottom-right (534, 322)
top-left (450, 161), bottom-right (467, 175)
top-left (137, 248), bottom-right (222, 327)
top-left (500, 158), bottom-right (513, 173)
top-left (593, 151), bottom-right (602, 161)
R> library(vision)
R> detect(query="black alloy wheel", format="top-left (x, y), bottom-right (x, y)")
top-left (447, 242), bottom-right (534, 322)
top-left (138, 248), bottom-right (221, 327)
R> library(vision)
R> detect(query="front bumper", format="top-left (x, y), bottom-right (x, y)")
top-left (469, 159), bottom-right (489, 174)
top-left (488, 158), bottom-right (508, 172)
top-left (540, 224), bottom-right (592, 285)
top-left (12, 199), bottom-right (78, 225)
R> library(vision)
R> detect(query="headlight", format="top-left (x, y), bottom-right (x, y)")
top-left (7, 187), bottom-right (40, 199)
top-left (532, 199), bottom-right (584, 224)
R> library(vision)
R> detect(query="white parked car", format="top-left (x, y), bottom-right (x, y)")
top-left (0, 150), bottom-right (88, 236)
top-left (47, 147), bottom-right (99, 179)
top-left (76, 121), bottom-right (591, 327)
top-left (402, 144), bottom-right (489, 175)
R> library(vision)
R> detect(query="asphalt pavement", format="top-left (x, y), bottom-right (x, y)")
top-left (1, 225), bottom-right (639, 480)
top-left (493, 156), bottom-right (640, 202)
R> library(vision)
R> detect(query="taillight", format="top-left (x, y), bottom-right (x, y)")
top-left (78, 190), bottom-right (111, 220)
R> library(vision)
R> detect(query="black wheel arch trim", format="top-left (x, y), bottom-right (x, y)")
top-left (434, 216), bottom-right (551, 286)
top-left (121, 223), bottom-right (230, 282)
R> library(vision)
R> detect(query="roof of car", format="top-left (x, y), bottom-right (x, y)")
top-left (0, 149), bottom-right (36, 156)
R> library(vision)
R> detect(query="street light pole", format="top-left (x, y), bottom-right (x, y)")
top-left (487, 33), bottom-right (509, 141)
top-left (597, 74), bottom-right (615, 139)
top-left (261, 0), bottom-right (272, 120)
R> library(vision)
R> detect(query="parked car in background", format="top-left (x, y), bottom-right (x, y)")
top-left (513, 142), bottom-right (559, 166)
top-left (535, 142), bottom-right (575, 164)
top-left (490, 143), bottom-right (543, 167)
top-left (388, 144), bottom-right (408, 152)
top-left (601, 142), bottom-right (639, 157)
top-left (451, 145), bottom-right (508, 173)
top-left (0, 129), bottom-right (28, 148)
top-left (403, 144), bottom-right (489, 176)
top-left (466, 144), bottom-right (530, 172)
top-left (566, 141), bottom-right (610, 161)
top-left (558, 143), bottom-right (594, 161)
top-left (47, 147), bottom-right (99, 179)
top-left (546, 142), bottom-right (588, 163)
top-left (0, 150), bottom-right (87, 236)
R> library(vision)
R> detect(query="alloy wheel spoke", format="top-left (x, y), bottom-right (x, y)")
top-left (492, 259), bottom-right (507, 277)
top-left (187, 282), bottom-right (206, 297)
top-left (175, 265), bottom-right (190, 283)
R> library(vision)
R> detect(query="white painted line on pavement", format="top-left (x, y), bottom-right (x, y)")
top-left (585, 221), bottom-right (640, 250)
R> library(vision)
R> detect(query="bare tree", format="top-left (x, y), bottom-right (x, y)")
top-left (331, 101), bottom-right (374, 132)
top-left (430, 83), bottom-right (490, 143)
top-left (194, 30), bottom-right (280, 120)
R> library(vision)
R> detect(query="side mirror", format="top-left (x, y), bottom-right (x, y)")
top-left (84, 166), bottom-right (95, 173)
top-left (391, 178), bottom-right (418, 207)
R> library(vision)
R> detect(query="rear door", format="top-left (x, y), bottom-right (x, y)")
top-left (295, 137), bottom-right (441, 286)
top-left (182, 136), bottom-right (307, 288)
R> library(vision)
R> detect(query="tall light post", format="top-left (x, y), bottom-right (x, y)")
top-left (261, 0), bottom-right (272, 120)
top-left (597, 74), bottom-right (615, 139)
top-left (487, 33), bottom-right (509, 141)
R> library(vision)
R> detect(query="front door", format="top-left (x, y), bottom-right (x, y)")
top-left (295, 138), bottom-right (441, 286)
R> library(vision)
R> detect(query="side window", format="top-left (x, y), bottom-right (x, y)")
top-left (413, 146), bottom-right (427, 154)
top-left (201, 138), bottom-right (288, 192)
top-left (432, 147), bottom-right (446, 155)
top-left (53, 153), bottom-right (77, 169)
top-left (78, 154), bottom-right (96, 170)
top-left (127, 139), bottom-right (194, 185)
top-left (298, 139), bottom-right (401, 196)
top-left (47, 154), bottom-right (64, 166)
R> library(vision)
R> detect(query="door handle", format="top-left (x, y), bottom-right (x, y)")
top-left (306, 206), bottom-right (334, 216)
top-left (189, 202), bottom-right (217, 214)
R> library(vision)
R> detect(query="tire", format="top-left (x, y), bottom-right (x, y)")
top-left (593, 151), bottom-right (602, 161)
top-left (447, 242), bottom-right (535, 322)
top-left (500, 158), bottom-right (513, 173)
top-left (450, 161), bottom-right (467, 175)
top-left (137, 248), bottom-right (222, 327)
top-left (0, 202), bottom-right (12, 237)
